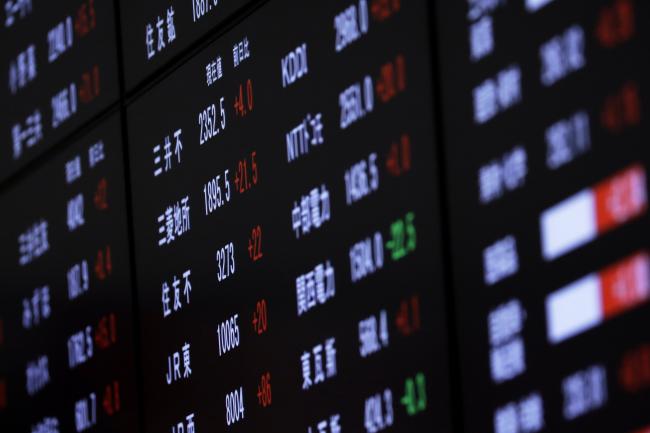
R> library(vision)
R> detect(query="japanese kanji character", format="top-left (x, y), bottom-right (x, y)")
top-left (156, 16), bottom-right (165, 51)
top-left (310, 113), bottom-right (324, 146)
top-left (173, 275), bottom-right (181, 311)
top-left (174, 129), bottom-right (182, 163)
top-left (301, 351), bottom-right (312, 390)
top-left (292, 201), bottom-right (301, 238)
top-left (314, 264), bottom-right (326, 304)
top-left (182, 342), bottom-right (192, 378)
top-left (320, 185), bottom-right (331, 222)
top-left (300, 195), bottom-right (311, 235)
top-left (325, 261), bottom-right (335, 299)
top-left (145, 23), bottom-right (155, 59)
top-left (173, 202), bottom-right (183, 237)
top-left (181, 196), bottom-right (190, 233)
top-left (313, 344), bottom-right (325, 384)
top-left (164, 135), bottom-right (172, 171)
top-left (305, 271), bottom-right (316, 310)
top-left (162, 281), bottom-right (171, 317)
top-left (165, 206), bottom-right (175, 244)
top-left (167, 7), bottom-right (176, 43)
top-left (325, 338), bottom-right (337, 378)
top-left (183, 270), bottom-right (192, 304)
top-left (310, 188), bottom-right (321, 228)
top-left (296, 275), bottom-right (307, 316)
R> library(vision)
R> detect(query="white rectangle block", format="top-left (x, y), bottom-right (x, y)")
top-left (526, 0), bottom-right (555, 12)
top-left (546, 274), bottom-right (603, 344)
top-left (540, 189), bottom-right (597, 261)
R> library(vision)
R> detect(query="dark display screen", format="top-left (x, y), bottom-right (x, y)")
top-left (0, 0), bottom-right (120, 183)
top-left (0, 113), bottom-right (139, 432)
top-left (127, 1), bottom-right (450, 431)
top-left (437, 0), bottom-right (650, 432)
top-left (2, 0), bottom-right (650, 432)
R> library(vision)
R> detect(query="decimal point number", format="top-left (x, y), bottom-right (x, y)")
top-left (198, 97), bottom-right (226, 146)
top-left (234, 151), bottom-right (259, 194)
top-left (234, 79), bottom-right (254, 117)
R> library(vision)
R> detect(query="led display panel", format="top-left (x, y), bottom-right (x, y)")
top-left (0, 0), bottom-right (120, 183)
top-left (436, 0), bottom-right (650, 431)
top-left (0, 113), bottom-right (140, 433)
top-left (126, 1), bottom-right (452, 432)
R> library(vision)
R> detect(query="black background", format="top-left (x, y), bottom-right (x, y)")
top-left (437, 0), bottom-right (650, 432)
top-left (0, 0), bottom-right (120, 184)
top-left (1, 0), bottom-right (649, 432)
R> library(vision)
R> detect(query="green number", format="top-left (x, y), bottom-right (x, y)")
top-left (386, 212), bottom-right (417, 261)
top-left (401, 372), bottom-right (427, 416)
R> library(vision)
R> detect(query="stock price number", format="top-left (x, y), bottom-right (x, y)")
top-left (203, 169), bottom-right (231, 216)
top-left (216, 242), bottom-right (236, 283)
top-left (198, 98), bottom-right (226, 145)
top-left (192, 0), bottom-right (219, 23)
top-left (216, 314), bottom-right (240, 357)
top-left (225, 386), bottom-right (245, 427)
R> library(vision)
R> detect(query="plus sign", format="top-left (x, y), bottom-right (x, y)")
top-left (252, 313), bottom-right (258, 331)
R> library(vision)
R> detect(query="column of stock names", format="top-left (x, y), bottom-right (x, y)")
top-left (437, 0), bottom-right (650, 432)
top-left (0, 0), bottom-right (120, 182)
top-left (0, 114), bottom-right (140, 433)
top-left (127, 1), bottom-right (452, 432)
